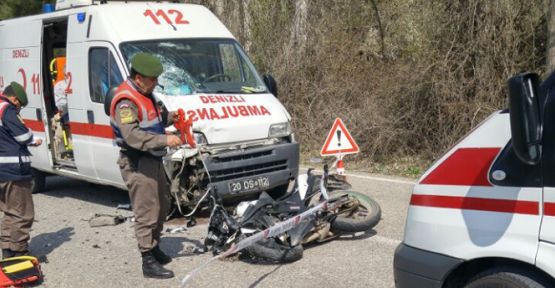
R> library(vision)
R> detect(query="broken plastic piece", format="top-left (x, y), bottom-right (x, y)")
top-left (116, 203), bottom-right (132, 210)
top-left (187, 218), bottom-right (197, 228)
top-left (166, 226), bottom-right (187, 234)
top-left (88, 214), bottom-right (127, 227)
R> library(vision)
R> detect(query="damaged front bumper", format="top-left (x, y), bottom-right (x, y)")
top-left (202, 142), bottom-right (299, 199)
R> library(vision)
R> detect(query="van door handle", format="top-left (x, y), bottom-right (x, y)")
top-left (35, 108), bottom-right (42, 122)
top-left (87, 110), bottom-right (95, 124)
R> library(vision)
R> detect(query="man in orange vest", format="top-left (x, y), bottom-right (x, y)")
top-left (110, 53), bottom-right (182, 279)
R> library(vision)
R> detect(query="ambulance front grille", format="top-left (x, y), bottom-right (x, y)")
top-left (209, 160), bottom-right (288, 182)
top-left (211, 150), bottom-right (273, 163)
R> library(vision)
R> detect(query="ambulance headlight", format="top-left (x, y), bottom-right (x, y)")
top-left (194, 132), bottom-right (208, 145)
top-left (268, 122), bottom-right (291, 138)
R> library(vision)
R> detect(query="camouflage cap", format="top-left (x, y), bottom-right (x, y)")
top-left (131, 53), bottom-right (163, 78)
top-left (4, 82), bottom-right (28, 107)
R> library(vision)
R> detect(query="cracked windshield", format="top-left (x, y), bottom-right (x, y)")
top-left (120, 39), bottom-right (267, 95)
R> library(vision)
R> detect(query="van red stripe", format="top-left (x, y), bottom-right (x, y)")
top-left (69, 122), bottom-right (114, 139)
top-left (544, 203), bottom-right (555, 217)
top-left (420, 148), bottom-right (501, 186)
top-left (23, 119), bottom-right (45, 132)
top-left (410, 194), bottom-right (539, 215)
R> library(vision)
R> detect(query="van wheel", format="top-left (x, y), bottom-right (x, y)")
top-left (31, 169), bottom-right (46, 194)
top-left (465, 267), bottom-right (551, 288)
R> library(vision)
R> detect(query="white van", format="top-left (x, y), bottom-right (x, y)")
top-left (394, 73), bottom-right (555, 287)
top-left (0, 0), bottom-right (299, 204)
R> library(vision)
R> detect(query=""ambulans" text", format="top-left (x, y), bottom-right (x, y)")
top-left (186, 105), bottom-right (271, 121)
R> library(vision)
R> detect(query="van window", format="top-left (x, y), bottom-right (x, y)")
top-left (120, 39), bottom-right (267, 95)
top-left (89, 48), bottom-right (124, 103)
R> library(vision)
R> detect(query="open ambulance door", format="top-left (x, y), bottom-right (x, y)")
top-left (82, 42), bottom-right (125, 185)
top-left (0, 19), bottom-right (53, 173)
top-left (55, 14), bottom-right (99, 179)
top-left (536, 72), bottom-right (555, 276)
top-left (507, 72), bottom-right (555, 276)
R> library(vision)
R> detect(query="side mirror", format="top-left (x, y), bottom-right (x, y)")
top-left (263, 74), bottom-right (278, 97)
top-left (508, 72), bottom-right (542, 165)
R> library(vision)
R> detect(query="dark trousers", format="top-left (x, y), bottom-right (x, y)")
top-left (0, 180), bottom-right (34, 252)
top-left (118, 154), bottom-right (171, 253)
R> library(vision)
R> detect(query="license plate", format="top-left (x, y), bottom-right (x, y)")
top-left (229, 176), bottom-right (270, 194)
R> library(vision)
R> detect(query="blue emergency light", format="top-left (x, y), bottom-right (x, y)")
top-left (43, 4), bottom-right (55, 13)
top-left (77, 12), bottom-right (86, 23)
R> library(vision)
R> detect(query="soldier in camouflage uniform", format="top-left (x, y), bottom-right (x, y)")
top-left (109, 53), bottom-right (182, 279)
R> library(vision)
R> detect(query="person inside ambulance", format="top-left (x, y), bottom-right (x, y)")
top-left (51, 58), bottom-right (73, 160)
top-left (0, 82), bottom-right (42, 258)
top-left (110, 53), bottom-right (182, 279)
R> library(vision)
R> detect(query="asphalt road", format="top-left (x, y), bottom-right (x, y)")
top-left (24, 170), bottom-right (415, 288)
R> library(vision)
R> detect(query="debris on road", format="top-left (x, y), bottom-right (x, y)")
top-left (184, 245), bottom-right (206, 254)
top-left (86, 214), bottom-right (127, 227)
top-left (116, 203), bottom-right (132, 210)
top-left (166, 226), bottom-right (187, 234)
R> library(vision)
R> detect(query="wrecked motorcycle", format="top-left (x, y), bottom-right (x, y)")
top-left (204, 164), bottom-right (382, 262)
top-left (163, 115), bottom-right (381, 262)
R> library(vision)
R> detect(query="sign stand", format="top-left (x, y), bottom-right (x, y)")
top-left (336, 155), bottom-right (345, 175)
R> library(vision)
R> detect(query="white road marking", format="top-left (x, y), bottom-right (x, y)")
top-left (372, 235), bottom-right (402, 246)
top-left (300, 166), bottom-right (416, 185)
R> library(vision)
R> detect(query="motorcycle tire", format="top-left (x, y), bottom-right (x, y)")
top-left (246, 238), bottom-right (303, 263)
top-left (329, 190), bottom-right (381, 233)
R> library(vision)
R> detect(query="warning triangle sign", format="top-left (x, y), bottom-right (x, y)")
top-left (320, 118), bottom-right (360, 156)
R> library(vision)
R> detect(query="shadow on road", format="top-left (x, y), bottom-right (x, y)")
top-left (41, 176), bottom-right (129, 208)
top-left (30, 227), bottom-right (75, 258)
top-left (248, 265), bottom-right (283, 288)
top-left (300, 229), bottom-right (378, 250)
top-left (161, 236), bottom-right (205, 258)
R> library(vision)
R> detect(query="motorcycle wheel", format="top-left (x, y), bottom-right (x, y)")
top-left (329, 190), bottom-right (381, 233)
top-left (246, 238), bottom-right (303, 263)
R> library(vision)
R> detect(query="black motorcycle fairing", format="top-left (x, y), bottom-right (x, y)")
top-left (205, 203), bottom-right (240, 255)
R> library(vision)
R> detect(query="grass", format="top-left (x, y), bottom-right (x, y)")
top-left (300, 153), bottom-right (431, 179)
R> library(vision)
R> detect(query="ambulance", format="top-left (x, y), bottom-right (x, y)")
top-left (394, 72), bottom-right (555, 287)
top-left (0, 0), bottom-right (299, 204)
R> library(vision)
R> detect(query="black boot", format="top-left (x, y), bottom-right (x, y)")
top-left (141, 251), bottom-right (174, 279)
top-left (152, 245), bottom-right (172, 265)
top-left (2, 249), bottom-right (14, 259)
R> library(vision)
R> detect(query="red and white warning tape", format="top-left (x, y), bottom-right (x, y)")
top-left (179, 199), bottom-right (338, 287)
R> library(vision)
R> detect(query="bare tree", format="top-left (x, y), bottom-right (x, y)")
top-left (368, 0), bottom-right (385, 59)
top-left (241, 0), bottom-right (252, 53)
top-left (212, 0), bottom-right (224, 18)
top-left (548, 0), bottom-right (555, 72)
top-left (289, 0), bottom-right (309, 53)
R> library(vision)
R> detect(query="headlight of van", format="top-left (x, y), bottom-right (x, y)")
top-left (268, 122), bottom-right (291, 138)
top-left (194, 132), bottom-right (208, 145)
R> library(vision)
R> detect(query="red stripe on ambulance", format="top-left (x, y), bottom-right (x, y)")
top-left (410, 194), bottom-right (539, 215)
top-left (69, 122), bottom-right (113, 139)
top-left (23, 119), bottom-right (45, 132)
top-left (420, 148), bottom-right (501, 186)
top-left (544, 203), bottom-right (555, 217)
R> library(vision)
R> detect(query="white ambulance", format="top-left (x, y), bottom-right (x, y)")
top-left (394, 73), bottom-right (555, 287)
top-left (0, 0), bottom-right (299, 205)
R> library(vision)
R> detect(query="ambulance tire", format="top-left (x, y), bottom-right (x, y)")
top-left (329, 191), bottom-right (381, 233)
top-left (465, 267), bottom-right (551, 288)
top-left (246, 239), bottom-right (303, 263)
top-left (31, 169), bottom-right (46, 194)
